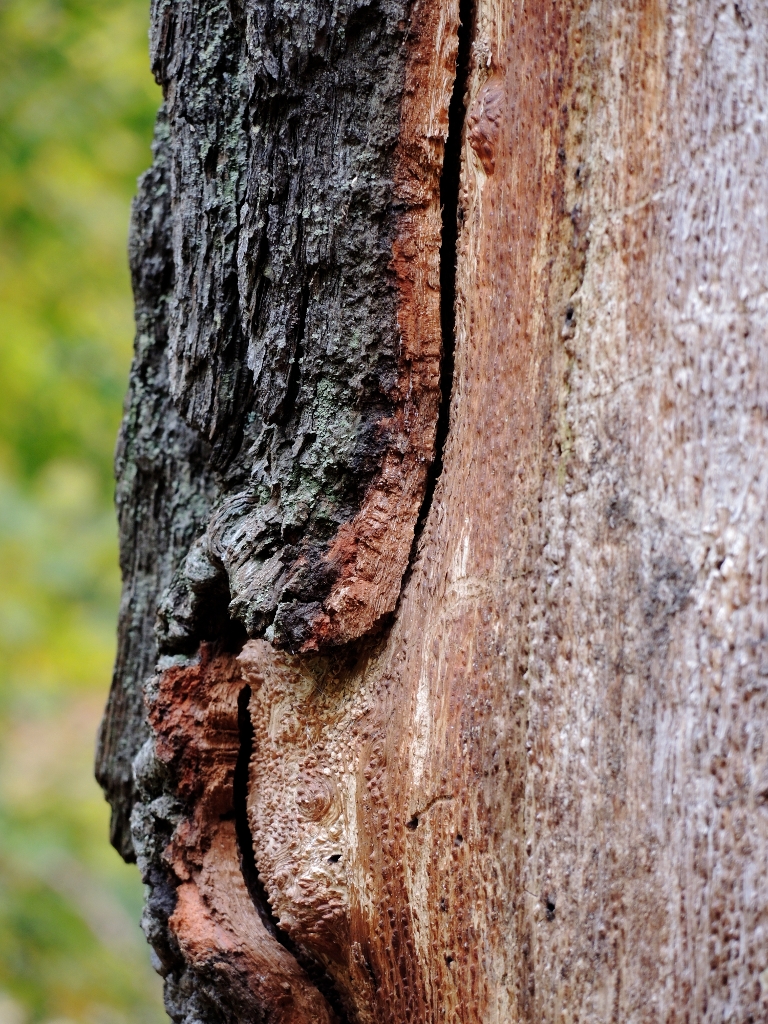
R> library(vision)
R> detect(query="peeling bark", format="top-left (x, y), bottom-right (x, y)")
top-left (138, 647), bottom-right (339, 1023)
top-left (100, 0), bottom-right (768, 1021)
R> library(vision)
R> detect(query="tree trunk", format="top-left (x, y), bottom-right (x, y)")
top-left (97, 1), bottom-right (768, 1021)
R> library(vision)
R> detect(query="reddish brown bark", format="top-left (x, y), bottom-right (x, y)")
top-left (148, 648), bottom-right (337, 1023)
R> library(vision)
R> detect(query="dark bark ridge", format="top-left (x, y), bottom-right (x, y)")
top-left (148, 0), bottom-right (441, 657)
top-left (97, 0), bottom-right (458, 1017)
top-left (96, 112), bottom-right (221, 860)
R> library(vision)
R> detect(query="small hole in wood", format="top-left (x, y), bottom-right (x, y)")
top-left (328, 853), bottom-right (341, 863)
top-left (406, 815), bottom-right (419, 830)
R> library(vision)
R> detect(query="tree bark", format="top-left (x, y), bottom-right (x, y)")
top-left (98, 1), bottom-right (768, 1022)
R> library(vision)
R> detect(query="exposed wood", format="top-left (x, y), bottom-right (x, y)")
top-left (101, 0), bottom-right (768, 1021)
top-left (140, 646), bottom-right (337, 1023)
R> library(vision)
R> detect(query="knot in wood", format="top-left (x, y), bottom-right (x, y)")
top-left (295, 772), bottom-right (340, 825)
top-left (468, 79), bottom-right (504, 175)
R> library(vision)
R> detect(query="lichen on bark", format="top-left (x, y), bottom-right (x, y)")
top-left (148, 0), bottom-right (442, 658)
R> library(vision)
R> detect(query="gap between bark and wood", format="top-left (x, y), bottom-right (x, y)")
top-left (230, 5), bottom-right (476, 1017)
top-left (235, 684), bottom-right (352, 1024)
top-left (407, 0), bottom-right (474, 565)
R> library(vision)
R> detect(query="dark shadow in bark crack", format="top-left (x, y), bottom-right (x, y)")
top-left (404, 0), bottom-right (475, 572)
top-left (234, 684), bottom-right (352, 1023)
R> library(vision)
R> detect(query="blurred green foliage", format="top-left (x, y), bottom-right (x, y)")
top-left (0, 0), bottom-right (166, 1021)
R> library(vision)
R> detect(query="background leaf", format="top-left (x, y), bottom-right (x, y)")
top-left (0, 1), bottom-right (166, 1020)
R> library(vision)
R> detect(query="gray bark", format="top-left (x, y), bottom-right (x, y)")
top-left (98, 0), bottom-right (422, 857)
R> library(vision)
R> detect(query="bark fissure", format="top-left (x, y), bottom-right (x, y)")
top-left (234, 684), bottom-right (285, 940)
top-left (275, 282), bottom-right (310, 428)
top-left (235, 682), bottom-right (353, 1024)
top-left (436, 0), bottom-right (473, 478)
top-left (408, 0), bottom-right (473, 560)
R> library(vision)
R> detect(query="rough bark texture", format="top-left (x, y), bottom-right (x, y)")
top-left (99, 0), bottom-right (768, 1021)
top-left (146, 0), bottom-right (450, 659)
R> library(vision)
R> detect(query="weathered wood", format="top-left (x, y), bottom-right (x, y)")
top-left (100, 0), bottom-right (768, 1021)
top-left (140, 646), bottom-right (338, 1023)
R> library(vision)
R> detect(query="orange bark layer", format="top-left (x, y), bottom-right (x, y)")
top-left (147, 647), bottom-right (337, 1024)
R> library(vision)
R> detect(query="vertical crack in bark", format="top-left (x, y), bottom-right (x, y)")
top-left (234, 684), bottom-right (352, 1024)
top-left (234, 684), bottom-right (287, 941)
top-left (408, 0), bottom-right (474, 559)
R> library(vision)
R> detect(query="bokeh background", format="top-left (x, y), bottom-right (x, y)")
top-left (0, 0), bottom-right (167, 1020)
